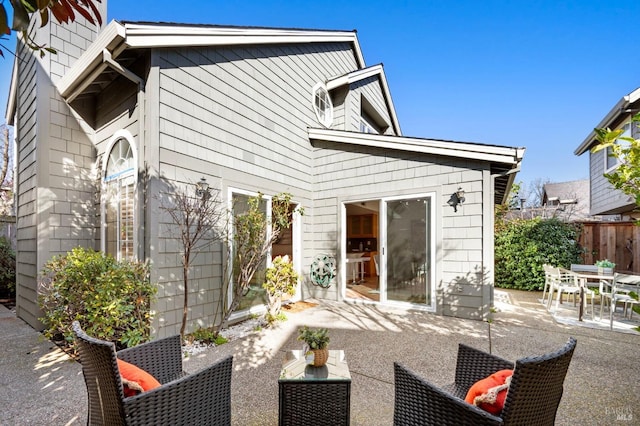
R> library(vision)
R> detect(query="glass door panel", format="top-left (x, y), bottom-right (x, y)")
top-left (385, 197), bottom-right (431, 305)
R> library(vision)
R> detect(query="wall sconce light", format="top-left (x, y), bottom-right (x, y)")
top-left (195, 177), bottom-right (211, 201)
top-left (447, 187), bottom-right (465, 212)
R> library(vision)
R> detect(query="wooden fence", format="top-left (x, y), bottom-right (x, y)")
top-left (576, 221), bottom-right (640, 274)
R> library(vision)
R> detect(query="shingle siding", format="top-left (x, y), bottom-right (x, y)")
top-left (13, 11), bottom-right (104, 329)
top-left (147, 42), bottom-right (359, 336)
top-left (589, 150), bottom-right (632, 215)
top-left (311, 140), bottom-right (490, 318)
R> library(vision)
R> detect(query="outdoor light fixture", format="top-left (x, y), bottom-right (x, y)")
top-left (447, 187), bottom-right (465, 212)
top-left (195, 177), bottom-right (211, 201)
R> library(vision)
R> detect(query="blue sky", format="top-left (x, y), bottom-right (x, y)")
top-left (2, 1), bottom-right (640, 190)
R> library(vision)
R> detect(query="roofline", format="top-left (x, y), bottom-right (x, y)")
top-left (308, 128), bottom-right (525, 165)
top-left (57, 20), bottom-right (366, 101)
top-left (326, 64), bottom-right (402, 135)
top-left (5, 57), bottom-right (18, 124)
top-left (574, 87), bottom-right (640, 156)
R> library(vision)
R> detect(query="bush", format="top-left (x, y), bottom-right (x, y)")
top-left (0, 236), bottom-right (15, 299)
top-left (495, 218), bottom-right (583, 291)
top-left (39, 247), bottom-right (156, 351)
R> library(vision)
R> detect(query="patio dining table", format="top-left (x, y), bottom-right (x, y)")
top-left (571, 272), bottom-right (614, 321)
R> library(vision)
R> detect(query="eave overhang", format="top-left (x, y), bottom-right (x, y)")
top-left (574, 87), bottom-right (640, 156)
top-left (326, 64), bottom-right (402, 136)
top-left (308, 128), bottom-right (525, 204)
top-left (56, 20), bottom-right (365, 102)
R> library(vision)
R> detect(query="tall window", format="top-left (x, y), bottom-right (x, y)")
top-left (231, 192), bottom-right (269, 311)
top-left (103, 133), bottom-right (136, 261)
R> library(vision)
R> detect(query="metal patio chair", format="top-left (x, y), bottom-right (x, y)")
top-left (393, 337), bottom-right (577, 426)
top-left (72, 321), bottom-right (233, 425)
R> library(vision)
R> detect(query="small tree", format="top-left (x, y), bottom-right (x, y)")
top-left (222, 193), bottom-right (300, 329)
top-left (263, 255), bottom-right (298, 322)
top-left (592, 113), bottom-right (640, 217)
top-left (158, 181), bottom-right (226, 340)
top-left (38, 247), bottom-right (155, 351)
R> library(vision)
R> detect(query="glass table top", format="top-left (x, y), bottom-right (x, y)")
top-left (279, 350), bottom-right (351, 382)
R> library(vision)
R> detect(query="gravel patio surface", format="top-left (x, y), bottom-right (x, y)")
top-left (2, 289), bottom-right (638, 425)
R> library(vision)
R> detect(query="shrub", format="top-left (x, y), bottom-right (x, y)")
top-left (39, 247), bottom-right (156, 351)
top-left (0, 236), bottom-right (15, 298)
top-left (495, 218), bottom-right (583, 291)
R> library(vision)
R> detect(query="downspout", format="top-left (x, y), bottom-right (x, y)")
top-left (102, 49), bottom-right (147, 260)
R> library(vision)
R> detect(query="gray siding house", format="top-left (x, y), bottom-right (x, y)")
top-left (574, 88), bottom-right (640, 219)
top-left (7, 10), bottom-right (524, 337)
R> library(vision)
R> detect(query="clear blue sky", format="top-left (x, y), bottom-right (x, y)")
top-left (3, 0), bottom-right (640, 189)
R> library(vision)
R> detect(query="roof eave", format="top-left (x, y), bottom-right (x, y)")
top-left (123, 22), bottom-right (365, 67)
top-left (308, 128), bottom-right (524, 165)
top-left (56, 20), bottom-right (128, 100)
top-left (326, 64), bottom-right (402, 135)
top-left (575, 87), bottom-right (640, 156)
top-left (5, 56), bottom-right (18, 124)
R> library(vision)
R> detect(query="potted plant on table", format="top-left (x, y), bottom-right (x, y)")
top-left (595, 259), bottom-right (615, 275)
top-left (298, 326), bottom-right (330, 367)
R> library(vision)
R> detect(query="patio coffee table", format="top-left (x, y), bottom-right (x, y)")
top-left (278, 349), bottom-right (351, 426)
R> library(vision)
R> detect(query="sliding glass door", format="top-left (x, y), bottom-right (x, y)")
top-left (344, 193), bottom-right (434, 309)
top-left (384, 196), bottom-right (433, 306)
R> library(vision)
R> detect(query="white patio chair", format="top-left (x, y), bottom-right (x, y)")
top-left (549, 268), bottom-right (594, 320)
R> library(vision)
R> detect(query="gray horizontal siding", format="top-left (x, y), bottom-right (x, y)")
top-left (346, 77), bottom-right (394, 135)
top-left (589, 150), bottom-right (633, 215)
top-left (310, 140), bottom-right (488, 317)
top-left (148, 42), bottom-right (358, 335)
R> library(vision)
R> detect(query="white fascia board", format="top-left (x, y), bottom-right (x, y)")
top-left (326, 64), bottom-right (384, 90)
top-left (308, 128), bottom-right (525, 165)
top-left (575, 87), bottom-right (640, 156)
top-left (5, 57), bottom-right (18, 124)
top-left (123, 23), bottom-right (366, 67)
top-left (326, 64), bottom-right (402, 135)
top-left (56, 20), bottom-right (127, 99)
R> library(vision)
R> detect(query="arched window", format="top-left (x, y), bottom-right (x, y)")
top-left (102, 131), bottom-right (137, 261)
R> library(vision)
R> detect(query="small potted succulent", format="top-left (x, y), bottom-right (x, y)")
top-left (595, 259), bottom-right (615, 275)
top-left (297, 326), bottom-right (330, 367)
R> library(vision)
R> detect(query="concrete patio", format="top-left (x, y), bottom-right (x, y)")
top-left (1, 289), bottom-right (638, 425)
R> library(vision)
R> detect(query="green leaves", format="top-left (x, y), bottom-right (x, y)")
top-left (495, 218), bottom-right (583, 291)
top-left (38, 247), bottom-right (156, 352)
top-left (592, 120), bottom-right (640, 208)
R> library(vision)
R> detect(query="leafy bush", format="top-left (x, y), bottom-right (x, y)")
top-left (495, 218), bottom-right (583, 291)
top-left (39, 247), bottom-right (156, 350)
top-left (0, 236), bottom-right (15, 298)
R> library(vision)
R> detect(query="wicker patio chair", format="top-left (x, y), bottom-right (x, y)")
top-left (393, 337), bottom-right (577, 426)
top-left (72, 321), bottom-right (233, 426)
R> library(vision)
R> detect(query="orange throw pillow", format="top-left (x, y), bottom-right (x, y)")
top-left (117, 359), bottom-right (161, 397)
top-left (464, 369), bottom-right (513, 415)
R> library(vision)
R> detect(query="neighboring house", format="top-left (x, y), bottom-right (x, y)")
top-left (574, 87), bottom-right (640, 220)
top-left (541, 179), bottom-right (592, 222)
top-left (6, 4), bottom-right (524, 336)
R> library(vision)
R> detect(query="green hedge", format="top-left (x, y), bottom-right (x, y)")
top-left (0, 236), bottom-right (15, 299)
top-left (495, 218), bottom-right (583, 291)
top-left (39, 247), bottom-right (156, 350)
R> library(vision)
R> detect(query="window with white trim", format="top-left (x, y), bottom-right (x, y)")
top-left (312, 83), bottom-right (333, 127)
top-left (103, 134), bottom-right (136, 261)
